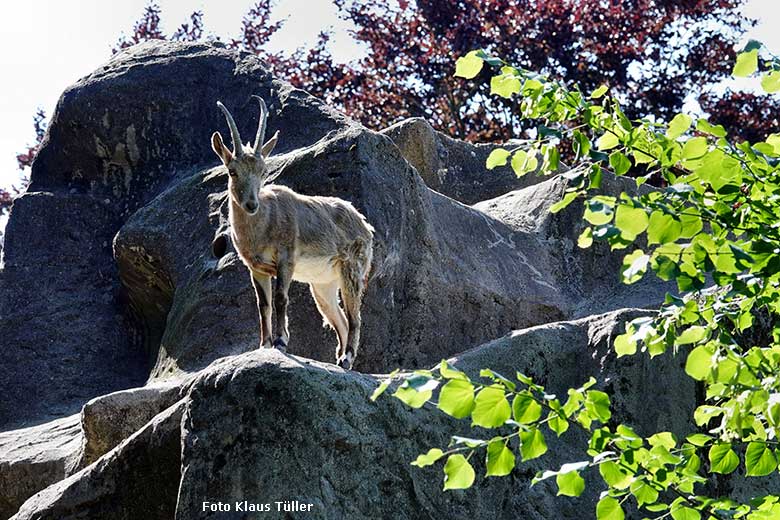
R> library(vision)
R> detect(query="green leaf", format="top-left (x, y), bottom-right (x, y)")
top-left (677, 326), bottom-right (708, 345)
top-left (486, 148), bottom-right (511, 170)
top-left (647, 211), bottom-right (681, 245)
top-left (762, 70), bottom-right (780, 93)
top-left (454, 50), bottom-right (484, 79)
top-left (667, 113), bottom-right (692, 139)
top-left (393, 385), bottom-right (432, 408)
top-left (491, 72), bottom-right (522, 98)
top-left (614, 332), bottom-right (637, 357)
top-left (614, 205), bottom-right (648, 239)
top-left (550, 191), bottom-right (579, 213)
top-left (733, 49), bottom-right (759, 77)
top-left (591, 85), bottom-right (609, 99)
top-left (630, 480), bottom-right (659, 506)
top-left (472, 385), bottom-right (511, 428)
top-left (685, 345), bottom-right (715, 381)
top-left (671, 505), bottom-right (701, 520)
top-left (686, 433), bottom-right (712, 447)
top-left (548, 411), bottom-right (569, 436)
top-left (438, 360), bottom-right (467, 380)
top-left (648, 431), bottom-right (677, 450)
top-left (486, 439), bottom-right (516, 476)
top-left (597, 132), bottom-right (620, 151)
top-left (709, 443), bottom-right (739, 474)
top-left (556, 470), bottom-right (585, 497)
top-left (371, 369), bottom-right (399, 401)
top-left (681, 137), bottom-right (708, 160)
top-left (438, 379), bottom-right (475, 419)
top-left (599, 461), bottom-right (633, 489)
top-left (443, 454), bottom-right (476, 490)
top-left (696, 119), bottom-right (727, 137)
top-left (596, 496), bottom-right (625, 520)
top-left (411, 448), bottom-right (444, 467)
top-left (585, 390), bottom-right (612, 423)
top-left (520, 427), bottom-right (548, 460)
top-left (512, 392), bottom-right (543, 424)
top-left (584, 199), bottom-right (614, 226)
top-left (578, 227), bottom-right (593, 248)
top-left (511, 149), bottom-right (539, 177)
top-left (745, 442), bottom-right (777, 477)
top-left (609, 151), bottom-right (631, 175)
top-left (621, 249), bottom-right (650, 284)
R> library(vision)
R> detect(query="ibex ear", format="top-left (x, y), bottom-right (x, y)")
top-left (260, 130), bottom-right (280, 158)
top-left (211, 131), bottom-right (233, 165)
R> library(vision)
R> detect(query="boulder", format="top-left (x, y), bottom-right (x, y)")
top-left (382, 117), bottom-right (549, 204)
top-left (175, 309), bottom-right (694, 520)
top-left (0, 416), bottom-right (81, 520)
top-left (8, 309), bottom-right (696, 520)
top-left (76, 379), bottom-right (191, 468)
top-left (115, 124), bottom-right (576, 380)
top-left (1, 40), bottom-right (674, 428)
top-left (11, 401), bottom-right (184, 520)
top-left (473, 170), bottom-right (671, 318)
top-left (0, 40), bottom-right (357, 428)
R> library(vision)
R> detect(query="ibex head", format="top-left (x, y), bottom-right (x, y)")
top-left (211, 96), bottom-right (279, 215)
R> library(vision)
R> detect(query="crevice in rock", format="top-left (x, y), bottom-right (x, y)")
top-left (114, 236), bottom-right (176, 369)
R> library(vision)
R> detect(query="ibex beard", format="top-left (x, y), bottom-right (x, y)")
top-left (210, 95), bottom-right (374, 370)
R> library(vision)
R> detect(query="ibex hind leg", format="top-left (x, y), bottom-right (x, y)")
top-left (309, 281), bottom-right (349, 362)
top-left (338, 257), bottom-right (368, 370)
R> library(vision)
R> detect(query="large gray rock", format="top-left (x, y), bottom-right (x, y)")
top-left (76, 379), bottom-right (190, 468)
top-left (1, 39), bottom-right (685, 520)
top-left (11, 401), bottom-right (184, 520)
top-left (474, 171), bottom-right (671, 318)
top-left (382, 117), bottom-right (548, 204)
top-left (11, 309), bottom-right (695, 520)
top-left (0, 40), bottom-right (357, 428)
top-left (1, 40), bottom-right (672, 429)
top-left (0, 417), bottom-right (81, 520)
top-left (115, 124), bottom-right (576, 379)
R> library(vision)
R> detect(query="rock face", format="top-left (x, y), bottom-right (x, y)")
top-left (7, 310), bottom-right (695, 520)
top-left (1, 41), bottom-right (684, 519)
top-left (0, 417), bottom-right (81, 520)
top-left (382, 117), bottom-right (546, 205)
top-left (11, 401), bottom-right (184, 520)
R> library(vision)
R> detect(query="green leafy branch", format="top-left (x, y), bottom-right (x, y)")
top-left (372, 41), bottom-right (780, 520)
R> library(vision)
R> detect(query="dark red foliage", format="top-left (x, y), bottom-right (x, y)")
top-left (113, 3), bottom-right (166, 53)
top-left (327, 0), bottom-right (770, 142)
top-left (172, 11), bottom-right (205, 43)
top-left (113, 3), bottom-right (204, 54)
top-left (699, 90), bottom-right (780, 144)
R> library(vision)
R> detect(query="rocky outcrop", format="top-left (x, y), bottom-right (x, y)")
top-left (382, 117), bottom-right (547, 204)
top-left (7, 309), bottom-right (696, 520)
top-left (1, 40), bottom-right (682, 519)
top-left (76, 379), bottom-right (191, 468)
top-left (0, 417), bottom-right (81, 520)
top-left (12, 401), bottom-right (184, 520)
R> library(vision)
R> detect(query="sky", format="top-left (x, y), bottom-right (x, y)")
top-left (0, 0), bottom-right (779, 194)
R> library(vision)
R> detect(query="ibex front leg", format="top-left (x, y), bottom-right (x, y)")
top-left (251, 272), bottom-right (272, 349)
top-left (272, 252), bottom-right (293, 351)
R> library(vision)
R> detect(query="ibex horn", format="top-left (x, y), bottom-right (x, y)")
top-left (216, 101), bottom-right (244, 158)
top-left (251, 95), bottom-right (268, 158)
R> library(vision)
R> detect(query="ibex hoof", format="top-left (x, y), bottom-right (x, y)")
top-left (260, 340), bottom-right (272, 350)
top-left (337, 352), bottom-right (354, 370)
top-left (272, 337), bottom-right (288, 352)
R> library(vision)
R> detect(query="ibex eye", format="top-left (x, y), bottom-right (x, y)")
top-left (228, 169), bottom-right (237, 177)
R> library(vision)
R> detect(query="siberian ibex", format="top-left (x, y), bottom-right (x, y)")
top-left (211, 96), bottom-right (374, 370)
